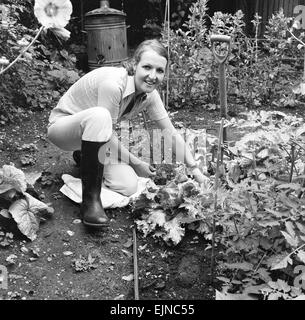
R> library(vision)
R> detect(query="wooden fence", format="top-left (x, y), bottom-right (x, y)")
top-left (254, 0), bottom-right (305, 33)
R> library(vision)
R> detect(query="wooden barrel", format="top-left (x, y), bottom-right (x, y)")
top-left (85, 2), bottom-right (128, 70)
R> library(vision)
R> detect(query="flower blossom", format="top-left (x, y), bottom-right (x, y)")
top-left (51, 27), bottom-right (71, 41)
top-left (34, 0), bottom-right (72, 29)
top-left (292, 20), bottom-right (301, 30)
top-left (0, 56), bottom-right (9, 66)
top-left (17, 38), bottom-right (30, 47)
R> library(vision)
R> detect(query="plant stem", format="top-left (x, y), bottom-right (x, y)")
top-left (254, 252), bottom-right (267, 272)
top-left (303, 52), bottom-right (305, 81)
top-left (232, 215), bottom-right (240, 236)
top-left (287, 29), bottom-right (305, 47)
top-left (292, 139), bottom-right (305, 152)
top-left (289, 144), bottom-right (295, 183)
top-left (298, 167), bottom-right (305, 199)
top-left (252, 151), bottom-right (261, 190)
top-left (287, 28), bottom-right (305, 81)
top-left (285, 243), bottom-right (305, 261)
top-left (0, 26), bottom-right (44, 76)
top-left (254, 17), bottom-right (260, 63)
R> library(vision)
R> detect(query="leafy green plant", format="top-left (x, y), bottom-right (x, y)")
top-left (71, 254), bottom-right (98, 272)
top-left (133, 166), bottom-right (211, 245)
top-left (144, 0), bottom-right (195, 35)
top-left (160, 0), bottom-right (213, 108)
top-left (133, 110), bottom-right (305, 299)
top-left (0, 230), bottom-right (14, 248)
top-left (229, 8), bottom-right (303, 108)
top-left (159, 0), bottom-right (305, 110)
top-left (0, 0), bottom-right (81, 125)
top-left (214, 111), bottom-right (305, 294)
top-left (0, 164), bottom-right (54, 241)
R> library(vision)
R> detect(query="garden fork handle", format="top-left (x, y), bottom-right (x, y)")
top-left (210, 35), bottom-right (231, 143)
top-left (210, 35), bottom-right (231, 64)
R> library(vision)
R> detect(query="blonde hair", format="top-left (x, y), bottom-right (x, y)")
top-left (122, 39), bottom-right (168, 75)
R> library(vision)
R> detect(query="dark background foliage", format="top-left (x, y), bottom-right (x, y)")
top-left (1, 0), bottom-right (305, 125)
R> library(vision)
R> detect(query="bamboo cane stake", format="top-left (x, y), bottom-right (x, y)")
top-left (163, 0), bottom-right (168, 29)
top-left (166, 0), bottom-right (170, 110)
top-left (142, 111), bottom-right (154, 164)
top-left (133, 226), bottom-right (139, 300)
top-left (163, 0), bottom-right (170, 110)
top-left (80, 0), bottom-right (85, 43)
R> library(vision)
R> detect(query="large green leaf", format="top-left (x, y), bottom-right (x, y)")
top-left (163, 218), bottom-right (185, 245)
top-left (0, 165), bottom-right (27, 194)
top-left (269, 253), bottom-right (293, 270)
top-left (8, 192), bottom-right (52, 241)
top-left (9, 198), bottom-right (39, 241)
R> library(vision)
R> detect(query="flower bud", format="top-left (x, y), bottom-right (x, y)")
top-left (51, 27), bottom-right (71, 40)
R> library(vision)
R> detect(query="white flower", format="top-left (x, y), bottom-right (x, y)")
top-left (17, 38), bottom-right (30, 47)
top-left (0, 56), bottom-right (9, 66)
top-left (292, 20), bottom-right (301, 30)
top-left (34, 0), bottom-right (72, 29)
top-left (51, 27), bottom-right (71, 40)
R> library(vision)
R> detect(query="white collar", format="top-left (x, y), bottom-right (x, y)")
top-left (123, 75), bottom-right (135, 98)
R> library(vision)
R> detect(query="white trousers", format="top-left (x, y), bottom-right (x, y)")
top-left (47, 107), bottom-right (138, 196)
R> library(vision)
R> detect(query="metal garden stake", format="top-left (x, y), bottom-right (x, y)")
top-left (210, 35), bottom-right (231, 144)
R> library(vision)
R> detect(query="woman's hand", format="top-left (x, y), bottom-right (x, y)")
top-left (133, 161), bottom-right (156, 178)
top-left (191, 167), bottom-right (211, 188)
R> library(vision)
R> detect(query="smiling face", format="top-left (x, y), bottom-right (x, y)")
top-left (133, 49), bottom-right (167, 94)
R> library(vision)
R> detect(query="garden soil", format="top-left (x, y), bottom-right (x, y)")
top-left (0, 107), bottom-right (221, 301)
top-left (2, 104), bottom-right (301, 301)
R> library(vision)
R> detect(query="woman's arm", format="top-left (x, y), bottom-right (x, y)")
top-left (106, 133), bottom-right (156, 178)
top-left (154, 117), bottom-right (209, 184)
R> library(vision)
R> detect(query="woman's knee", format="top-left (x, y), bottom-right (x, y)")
top-left (47, 122), bottom-right (80, 151)
top-left (115, 169), bottom-right (138, 196)
top-left (81, 107), bottom-right (112, 142)
top-left (122, 175), bottom-right (138, 196)
top-left (104, 164), bottom-right (138, 196)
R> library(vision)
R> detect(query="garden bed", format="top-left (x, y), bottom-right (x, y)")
top-left (0, 108), bottom-right (219, 300)
top-left (1, 0), bottom-right (305, 302)
top-left (1, 101), bottom-right (305, 301)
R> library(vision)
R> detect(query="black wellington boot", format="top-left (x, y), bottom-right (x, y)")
top-left (73, 150), bottom-right (81, 167)
top-left (80, 140), bottom-right (109, 228)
